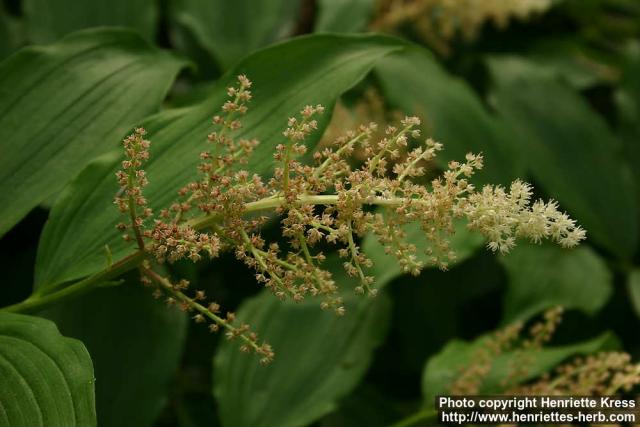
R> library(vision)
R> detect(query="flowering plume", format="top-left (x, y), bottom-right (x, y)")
top-left (448, 307), bottom-right (640, 396)
top-left (372, 0), bottom-right (553, 54)
top-left (115, 75), bottom-right (585, 361)
top-left (450, 306), bottom-right (564, 395)
top-left (514, 352), bottom-right (640, 395)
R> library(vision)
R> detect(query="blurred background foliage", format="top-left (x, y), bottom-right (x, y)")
top-left (0, 0), bottom-right (639, 426)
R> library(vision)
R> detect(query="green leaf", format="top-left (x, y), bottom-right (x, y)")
top-left (627, 269), bottom-right (640, 319)
top-left (0, 312), bottom-right (96, 427)
top-left (171, 0), bottom-right (303, 69)
top-left (362, 219), bottom-right (485, 287)
top-left (617, 42), bottom-right (640, 250)
top-left (488, 56), bottom-right (638, 259)
top-left (39, 279), bottom-right (187, 427)
top-left (526, 39), bottom-right (618, 89)
top-left (375, 47), bottom-right (523, 186)
top-left (35, 34), bottom-right (405, 290)
top-left (422, 332), bottom-right (616, 407)
top-left (213, 265), bottom-right (391, 427)
top-left (315, 0), bottom-right (374, 33)
top-left (500, 244), bottom-right (612, 323)
top-left (0, 28), bottom-right (186, 237)
top-left (23, 0), bottom-right (158, 42)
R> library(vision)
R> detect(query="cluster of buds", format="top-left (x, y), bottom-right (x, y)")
top-left (514, 351), bottom-right (640, 395)
top-left (147, 221), bottom-right (220, 263)
top-left (139, 263), bottom-right (274, 364)
top-left (451, 306), bottom-right (564, 394)
top-left (115, 75), bottom-right (586, 361)
top-left (114, 128), bottom-right (153, 249)
top-left (372, 0), bottom-right (553, 54)
top-left (464, 182), bottom-right (586, 253)
top-left (450, 319), bottom-right (524, 395)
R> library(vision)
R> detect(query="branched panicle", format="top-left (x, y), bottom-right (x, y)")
top-left (114, 127), bottom-right (153, 249)
top-left (372, 0), bottom-right (553, 54)
top-left (115, 75), bottom-right (587, 361)
top-left (514, 352), bottom-right (640, 396)
top-left (113, 77), bottom-right (271, 363)
top-left (139, 263), bottom-right (274, 364)
top-left (449, 307), bottom-right (640, 396)
top-left (183, 74), bottom-right (260, 216)
top-left (464, 181), bottom-right (586, 253)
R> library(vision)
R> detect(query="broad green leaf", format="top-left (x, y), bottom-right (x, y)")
top-left (375, 47), bottom-right (522, 186)
top-left (0, 28), bottom-right (186, 237)
top-left (500, 244), bottom-right (612, 323)
top-left (34, 151), bottom-right (122, 291)
top-left (39, 278), bottom-right (187, 427)
top-left (617, 42), bottom-right (640, 251)
top-left (526, 39), bottom-right (618, 89)
top-left (488, 56), bottom-right (638, 259)
top-left (627, 269), bottom-right (640, 319)
top-left (618, 43), bottom-right (640, 139)
top-left (315, 0), bottom-right (374, 33)
top-left (422, 332), bottom-right (616, 407)
top-left (0, 312), bottom-right (96, 427)
top-left (23, 0), bottom-right (158, 42)
top-left (171, 0), bottom-right (303, 69)
top-left (213, 262), bottom-right (391, 427)
top-left (35, 34), bottom-right (405, 290)
top-left (362, 219), bottom-right (485, 287)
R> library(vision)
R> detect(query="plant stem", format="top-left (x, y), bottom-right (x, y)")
top-left (311, 132), bottom-right (365, 180)
top-left (388, 408), bottom-right (438, 427)
top-left (127, 173), bottom-right (146, 250)
top-left (141, 267), bottom-right (263, 352)
top-left (346, 222), bottom-right (367, 284)
top-left (1, 193), bottom-right (418, 314)
top-left (3, 251), bottom-right (145, 313)
top-left (189, 193), bottom-right (420, 230)
top-left (282, 144), bottom-right (292, 193)
top-left (238, 229), bottom-right (292, 297)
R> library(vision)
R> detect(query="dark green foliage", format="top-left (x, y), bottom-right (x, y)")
top-left (1, 2), bottom-right (639, 427)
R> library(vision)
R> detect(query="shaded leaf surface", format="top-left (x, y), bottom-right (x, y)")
top-left (315, 0), bottom-right (375, 33)
top-left (526, 39), bottom-right (617, 89)
top-left (500, 244), bottom-right (612, 323)
top-left (0, 312), bottom-right (96, 427)
top-left (213, 219), bottom-right (483, 427)
top-left (627, 269), bottom-right (640, 319)
top-left (617, 43), bottom-right (640, 252)
top-left (171, 0), bottom-right (302, 69)
top-left (40, 279), bottom-right (187, 427)
top-left (0, 29), bottom-right (186, 236)
top-left (24, 0), bottom-right (158, 42)
top-left (489, 56), bottom-right (638, 259)
top-left (375, 47), bottom-right (522, 186)
top-left (422, 332), bottom-right (616, 407)
top-left (212, 245), bottom-right (416, 427)
top-left (214, 281), bottom-right (391, 427)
